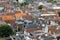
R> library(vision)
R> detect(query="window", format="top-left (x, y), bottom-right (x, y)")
top-left (58, 21), bottom-right (60, 24)
top-left (16, 0), bottom-right (18, 2)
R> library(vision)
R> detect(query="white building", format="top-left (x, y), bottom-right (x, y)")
top-left (18, 0), bottom-right (25, 3)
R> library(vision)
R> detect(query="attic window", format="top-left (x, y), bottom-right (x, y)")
top-left (58, 12), bottom-right (60, 17)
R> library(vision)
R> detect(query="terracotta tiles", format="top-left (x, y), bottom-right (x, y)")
top-left (2, 15), bottom-right (15, 20)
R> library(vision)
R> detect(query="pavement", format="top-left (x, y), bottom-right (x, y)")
top-left (0, 37), bottom-right (5, 40)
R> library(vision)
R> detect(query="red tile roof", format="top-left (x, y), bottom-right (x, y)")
top-left (2, 15), bottom-right (15, 20)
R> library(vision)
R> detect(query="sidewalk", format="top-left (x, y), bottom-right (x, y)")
top-left (0, 37), bottom-right (6, 40)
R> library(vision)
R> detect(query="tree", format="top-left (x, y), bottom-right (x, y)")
top-left (16, 0), bottom-right (18, 2)
top-left (20, 2), bottom-right (29, 6)
top-left (58, 12), bottom-right (60, 17)
top-left (0, 24), bottom-right (14, 37)
top-left (38, 5), bottom-right (43, 10)
top-left (49, 0), bottom-right (53, 2)
top-left (48, 0), bottom-right (57, 4)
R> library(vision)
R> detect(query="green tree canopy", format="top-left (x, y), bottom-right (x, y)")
top-left (16, 0), bottom-right (18, 2)
top-left (20, 2), bottom-right (29, 6)
top-left (38, 5), bottom-right (43, 10)
top-left (49, 0), bottom-right (54, 2)
top-left (0, 24), bottom-right (14, 37)
top-left (58, 12), bottom-right (60, 17)
top-left (48, 0), bottom-right (57, 4)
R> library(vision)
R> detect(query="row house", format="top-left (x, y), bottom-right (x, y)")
top-left (1, 11), bottom-right (33, 26)
top-left (0, 0), bottom-right (13, 5)
top-left (41, 5), bottom-right (60, 20)
top-left (35, 4), bottom-right (60, 36)
top-left (53, 6), bottom-right (60, 16)
top-left (48, 25), bottom-right (60, 34)
top-left (52, 6), bottom-right (60, 25)
top-left (48, 25), bottom-right (60, 38)
top-left (1, 15), bottom-right (15, 26)
top-left (24, 23), bottom-right (42, 38)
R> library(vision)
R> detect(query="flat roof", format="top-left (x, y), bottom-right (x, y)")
top-left (53, 6), bottom-right (60, 9)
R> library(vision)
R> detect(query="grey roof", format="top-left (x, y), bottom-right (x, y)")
top-left (25, 23), bottom-right (39, 29)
